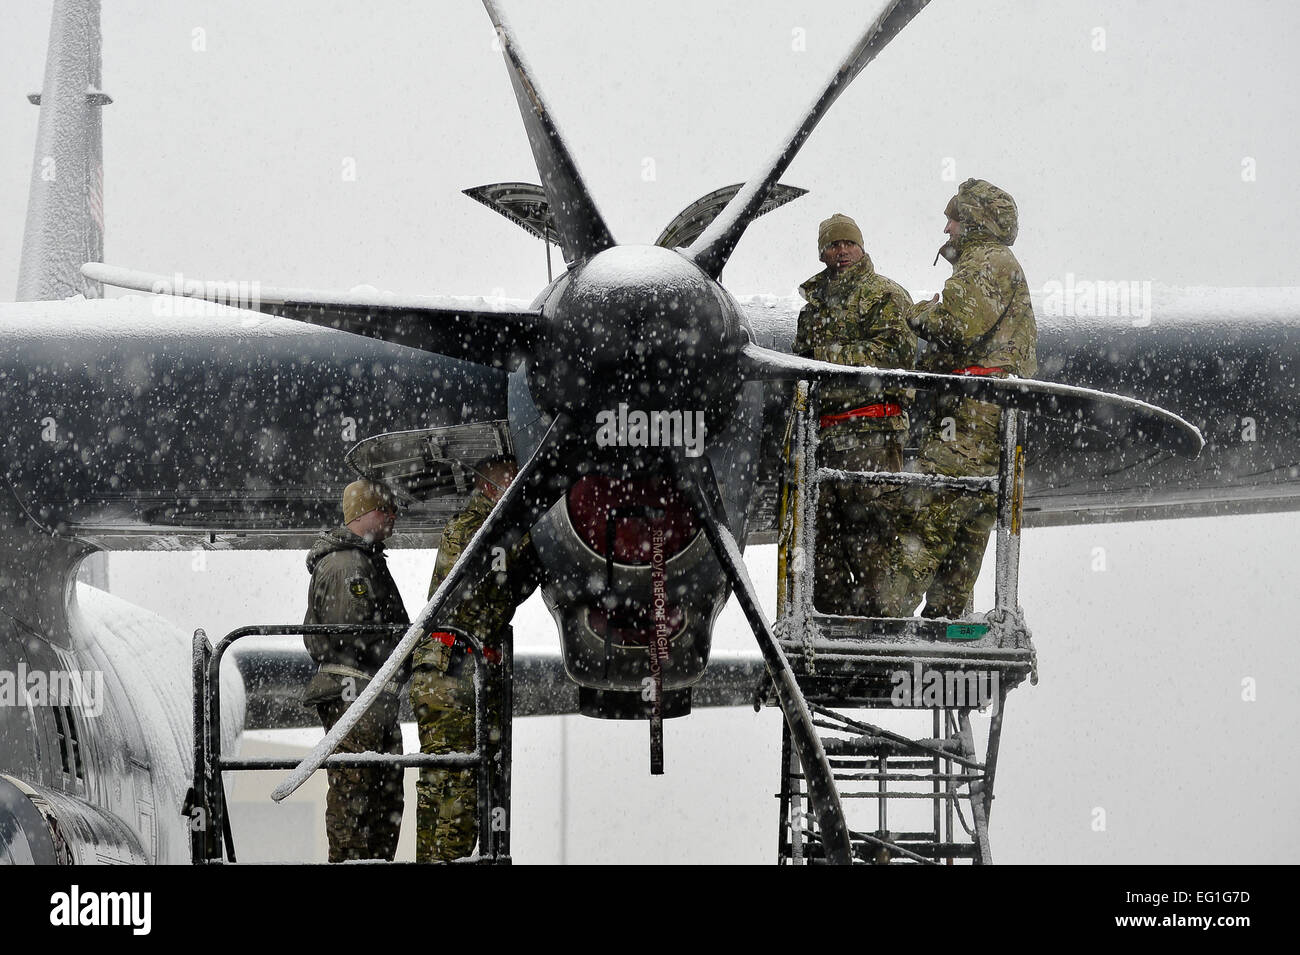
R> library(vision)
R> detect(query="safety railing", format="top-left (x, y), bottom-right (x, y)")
top-left (772, 380), bottom-right (1035, 864)
top-left (777, 380), bottom-right (1034, 674)
top-left (186, 623), bottom-right (508, 864)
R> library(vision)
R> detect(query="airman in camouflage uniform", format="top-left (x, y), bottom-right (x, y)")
top-left (302, 479), bottom-right (409, 863)
top-left (794, 213), bottom-right (918, 616)
top-left (903, 179), bottom-right (1037, 617)
top-left (411, 455), bottom-right (541, 862)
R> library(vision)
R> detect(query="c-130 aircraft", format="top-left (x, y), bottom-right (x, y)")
top-left (2, 0), bottom-right (1295, 863)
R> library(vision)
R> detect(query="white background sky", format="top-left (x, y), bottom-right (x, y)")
top-left (3, 1), bottom-right (1298, 863)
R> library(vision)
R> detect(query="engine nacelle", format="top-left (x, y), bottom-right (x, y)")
top-left (0, 774), bottom-right (147, 865)
top-left (509, 366), bottom-right (764, 719)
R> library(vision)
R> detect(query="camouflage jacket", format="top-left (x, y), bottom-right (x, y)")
top-left (412, 489), bottom-right (542, 672)
top-left (794, 254), bottom-right (917, 437)
top-left (301, 527), bottom-right (411, 706)
top-left (910, 179), bottom-right (1037, 378)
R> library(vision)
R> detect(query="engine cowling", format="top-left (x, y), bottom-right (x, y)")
top-left (0, 774), bottom-right (147, 865)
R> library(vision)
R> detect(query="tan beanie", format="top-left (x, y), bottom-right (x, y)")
top-left (343, 479), bottom-right (396, 524)
top-left (818, 213), bottom-right (864, 253)
top-left (943, 194), bottom-right (960, 220)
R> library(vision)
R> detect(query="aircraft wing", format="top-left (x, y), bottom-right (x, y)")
top-left (0, 296), bottom-right (512, 549)
top-left (738, 285), bottom-right (1300, 537)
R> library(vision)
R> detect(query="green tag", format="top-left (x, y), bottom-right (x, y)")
top-left (946, 623), bottom-right (988, 641)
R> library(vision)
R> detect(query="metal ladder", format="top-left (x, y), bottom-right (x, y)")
top-left (772, 381), bottom-right (1036, 865)
top-left (185, 623), bottom-right (512, 864)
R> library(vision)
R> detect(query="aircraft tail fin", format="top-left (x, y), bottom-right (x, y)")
top-left (16, 0), bottom-right (111, 302)
top-left (481, 0), bottom-right (617, 265)
top-left (684, 0), bottom-right (930, 280)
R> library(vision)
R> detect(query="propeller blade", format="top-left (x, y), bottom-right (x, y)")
top-left (739, 341), bottom-right (1205, 457)
top-left (672, 453), bottom-right (854, 865)
top-left (654, 183), bottom-right (807, 250)
top-left (685, 0), bottom-right (931, 279)
top-left (482, 0), bottom-right (616, 264)
top-left (271, 413), bottom-right (579, 802)
top-left (83, 263), bottom-right (542, 371)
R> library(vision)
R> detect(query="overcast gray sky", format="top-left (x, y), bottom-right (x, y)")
top-left (3, 1), bottom-right (1298, 864)
top-left (4, 0), bottom-right (1299, 297)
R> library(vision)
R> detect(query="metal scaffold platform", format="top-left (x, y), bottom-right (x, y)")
top-left (185, 624), bottom-right (512, 864)
top-left (770, 382), bottom-right (1036, 864)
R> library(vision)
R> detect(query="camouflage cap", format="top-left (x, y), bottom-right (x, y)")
top-left (818, 213), bottom-right (864, 253)
top-left (952, 178), bottom-right (1018, 246)
top-left (343, 479), bottom-right (397, 524)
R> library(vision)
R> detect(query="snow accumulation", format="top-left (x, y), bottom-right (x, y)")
top-left (81, 263), bottom-right (533, 314)
top-left (70, 583), bottom-right (244, 864)
top-left (0, 287), bottom-right (532, 344)
top-left (575, 245), bottom-right (711, 295)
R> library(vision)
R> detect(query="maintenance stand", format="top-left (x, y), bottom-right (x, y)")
top-left (186, 624), bottom-right (511, 864)
top-left (770, 382), bottom-right (1037, 864)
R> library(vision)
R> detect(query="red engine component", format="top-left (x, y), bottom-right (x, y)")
top-left (586, 605), bottom-right (686, 648)
top-left (566, 474), bottom-right (699, 564)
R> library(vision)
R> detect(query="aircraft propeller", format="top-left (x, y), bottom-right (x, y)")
top-left (87, 0), bottom-right (1203, 863)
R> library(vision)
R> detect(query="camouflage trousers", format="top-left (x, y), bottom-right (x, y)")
top-left (906, 397), bottom-right (1002, 619)
top-left (910, 486), bottom-right (996, 618)
top-left (315, 696), bottom-right (403, 863)
top-left (812, 430), bottom-right (916, 617)
top-left (410, 663), bottom-right (502, 863)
